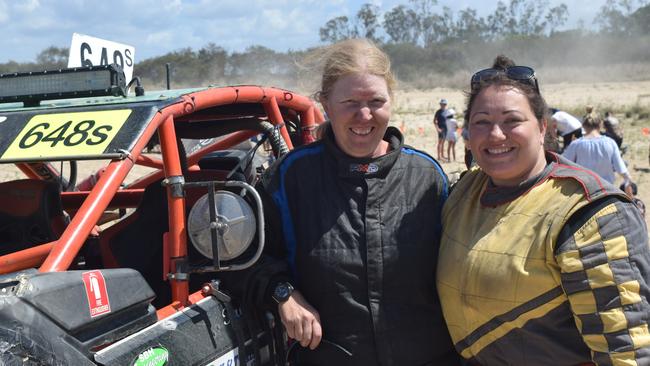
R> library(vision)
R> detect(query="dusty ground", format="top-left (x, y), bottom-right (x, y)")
top-left (392, 80), bottom-right (650, 228)
top-left (2, 80), bottom-right (649, 228)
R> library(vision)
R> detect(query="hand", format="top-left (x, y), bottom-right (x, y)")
top-left (624, 181), bottom-right (634, 199)
top-left (278, 290), bottom-right (322, 350)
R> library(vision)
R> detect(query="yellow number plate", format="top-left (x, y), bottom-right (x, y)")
top-left (2, 110), bottom-right (132, 160)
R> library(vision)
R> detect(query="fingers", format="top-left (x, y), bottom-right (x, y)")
top-left (309, 318), bottom-right (322, 350)
top-left (278, 294), bottom-right (322, 349)
top-left (300, 318), bottom-right (312, 347)
top-left (295, 314), bottom-right (322, 349)
top-left (284, 318), bottom-right (296, 340)
top-left (292, 317), bottom-right (304, 344)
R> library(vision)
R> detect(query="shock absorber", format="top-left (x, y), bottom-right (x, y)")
top-left (259, 121), bottom-right (289, 157)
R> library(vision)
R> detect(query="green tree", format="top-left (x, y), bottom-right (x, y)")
top-left (487, 1), bottom-right (509, 39)
top-left (454, 8), bottom-right (489, 42)
top-left (428, 6), bottom-right (456, 43)
top-left (356, 3), bottom-right (382, 42)
top-left (486, 0), bottom-right (569, 38)
top-left (504, 0), bottom-right (547, 36)
top-left (630, 3), bottom-right (650, 34)
top-left (319, 16), bottom-right (355, 43)
top-left (197, 43), bottom-right (227, 81)
top-left (383, 5), bottom-right (419, 43)
top-left (545, 4), bottom-right (569, 35)
top-left (35, 46), bottom-right (69, 68)
top-left (408, 0), bottom-right (437, 46)
top-left (596, 0), bottom-right (647, 35)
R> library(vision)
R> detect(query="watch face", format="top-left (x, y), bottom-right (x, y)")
top-left (275, 285), bottom-right (289, 299)
top-left (273, 282), bottom-right (293, 303)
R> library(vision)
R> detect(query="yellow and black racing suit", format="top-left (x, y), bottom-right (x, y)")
top-left (438, 152), bottom-right (650, 365)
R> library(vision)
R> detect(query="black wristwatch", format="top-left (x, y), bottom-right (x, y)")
top-left (272, 282), bottom-right (294, 304)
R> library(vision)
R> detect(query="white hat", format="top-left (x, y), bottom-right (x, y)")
top-left (445, 109), bottom-right (455, 118)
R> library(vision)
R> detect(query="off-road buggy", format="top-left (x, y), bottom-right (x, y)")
top-left (0, 65), bottom-right (324, 365)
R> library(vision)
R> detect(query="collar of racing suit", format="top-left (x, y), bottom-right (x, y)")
top-left (322, 123), bottom-right (403, 179)
top-left (480, 151), bottom-right (556, 207)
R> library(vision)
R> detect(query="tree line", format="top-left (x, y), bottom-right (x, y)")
top-left (320, 0), bottom-right (649, 45)
top-left (1, 0), bottom-right (648, 91)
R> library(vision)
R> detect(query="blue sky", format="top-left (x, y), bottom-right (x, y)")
top-left (0, 0), bottom-right (610, 64)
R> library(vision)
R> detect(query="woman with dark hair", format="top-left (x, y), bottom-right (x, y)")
top-left (437, 55), bottom-right (650, 365)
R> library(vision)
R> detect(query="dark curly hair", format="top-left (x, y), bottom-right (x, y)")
top-left (464, 55), bottom-right (549, 128)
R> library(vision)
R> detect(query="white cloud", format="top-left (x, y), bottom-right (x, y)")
top-left (0, 0), bottom-right (614, 63)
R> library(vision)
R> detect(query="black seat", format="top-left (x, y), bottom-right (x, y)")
top-left (108, 180), bottom-right (170, 308)
top-left (198, 149), bottom-right (254, 183)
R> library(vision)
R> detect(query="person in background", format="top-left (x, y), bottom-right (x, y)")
top-left (551, 108), bottom-right (582, 150)
top-left (437, 54), bottom-right (650, 365)
top-left (603, 111), bottom-right (624, 149)
top-left (445, 109), bottom-right (458, 162)
top-left (562, 112), bottom-right (634, 195)
top-left (460, 119), bottom-right (473, 169)
top-left (434, 98), bottom-right (449, 161)
top-left (256, 38), bottom-right (458, 365)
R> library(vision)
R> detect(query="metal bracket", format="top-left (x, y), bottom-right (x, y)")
top-left (167, 258), bottom-right (189, 281)
top-left (201, 279), bottom-right (232, 303)
top-left (162, 175), bottom-right (185, 198)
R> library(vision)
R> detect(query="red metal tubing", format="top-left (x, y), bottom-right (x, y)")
top-left (15, 162), bottom-right (63, 181)
top-left (300, 107), bottom-right (317, 144)
top-left (135, 154), bottom-right (164, 169)
top-left (0, 242), bottom-right (53, 274)
top-left (38, 110), bottom-right (170, 272)
top-left (7, 86), bottom-right (322, 275)
top-left (158, 115), bottom-right (186, 258)
top-left (186, 130), bottom-right (259, 167)
top-left (158, 115), bottom-right (189, 305)
top-left (39, 159), bottom-right (134, 272)
top-left (127, 86), bottom-right (322, 189)
top-left (185, 86), bottom-right (317, 119)
top-left (128, 130), bottom-right (258, 189)
top-left (263, 96), bottom-right (294, 150)
top-left (61, 189), bottom-right (144, 211)
top-left (15, 163), bottom-right (42, 180)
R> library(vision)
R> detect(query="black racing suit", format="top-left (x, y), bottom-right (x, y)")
top-left (258, 126), bottom-right (459, 365)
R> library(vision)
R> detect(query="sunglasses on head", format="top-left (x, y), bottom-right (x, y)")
top-left (470, 65), bottom-right (540, 94)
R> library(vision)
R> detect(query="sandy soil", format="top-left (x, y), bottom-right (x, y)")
top-left (392, 80), bottom-right (650, 228)
top-left (2, 80), bottom-right (649, 228)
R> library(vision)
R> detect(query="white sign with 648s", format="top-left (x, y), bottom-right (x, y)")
top-left (68, 33), bottom-right (136, 88)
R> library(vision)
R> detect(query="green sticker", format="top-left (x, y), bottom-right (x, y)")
top-left (133, 346), bottom-right (169, 366)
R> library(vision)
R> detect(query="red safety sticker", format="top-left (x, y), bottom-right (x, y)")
top-left (82, 270), bottom-right (111, 317)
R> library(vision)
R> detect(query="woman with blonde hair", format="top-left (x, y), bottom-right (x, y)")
top-left (256, 38), bottom-right (457, 365)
